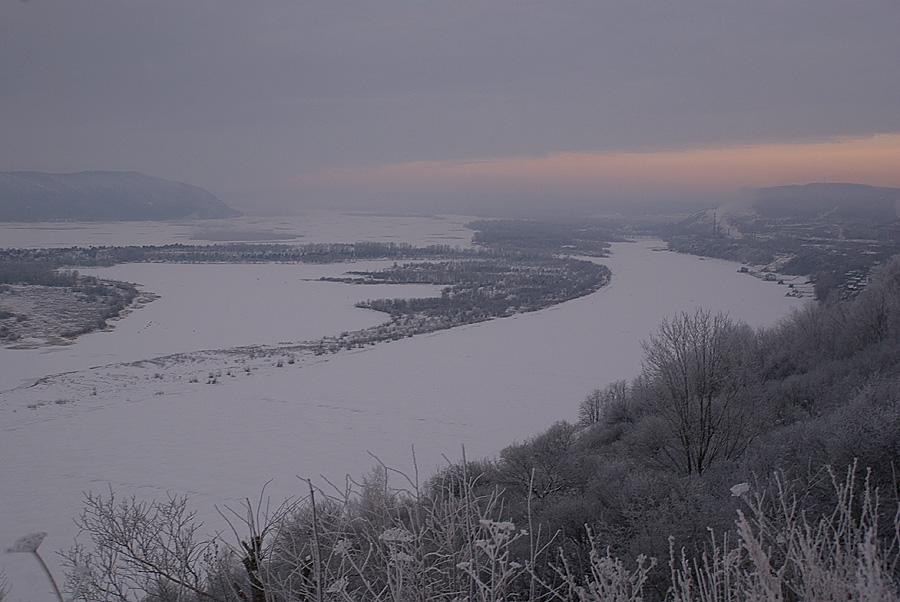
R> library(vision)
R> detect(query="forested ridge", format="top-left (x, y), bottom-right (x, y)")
top-left (37, 256), bottom-right (900, 601)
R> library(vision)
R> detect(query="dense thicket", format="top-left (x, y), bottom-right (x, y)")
top-left (55, 256), bottom-right (900, 601)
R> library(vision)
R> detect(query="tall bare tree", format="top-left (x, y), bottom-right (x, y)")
top-left (641, 309), bottom-right (755, 475)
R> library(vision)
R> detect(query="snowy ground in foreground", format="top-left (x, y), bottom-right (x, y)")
top-left (0, 225), bottom-right (807, 602)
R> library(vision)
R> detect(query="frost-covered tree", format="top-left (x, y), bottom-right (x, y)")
top-left (500, 421), bottom-right (585, 499)
top-left (640, 309), bottom-right (755, 475)
top-left (579, 380), bottom-right (629, 426)
top-left (59, 491), bottom-right (296, 602)
top-left (847, 255), bottom-right (900, 349)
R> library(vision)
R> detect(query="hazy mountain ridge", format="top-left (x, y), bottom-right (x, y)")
top-left (0, 171), bottom-right (241, 221)
top-left (656, 183), bottom-right (900, 301)
top-left (739, 182), bottom-right (900, 221)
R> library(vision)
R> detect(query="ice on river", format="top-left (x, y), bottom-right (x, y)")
top-left (0, 219), bottom-right (806, 602)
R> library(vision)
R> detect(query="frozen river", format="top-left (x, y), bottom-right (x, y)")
top-left (0, 214), bottom-right (806, 602)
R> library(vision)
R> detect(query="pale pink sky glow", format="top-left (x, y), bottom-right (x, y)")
top-left (294, 134), bottom-right (900, 212)
top-left (3, 1), bottom-right (899, 214)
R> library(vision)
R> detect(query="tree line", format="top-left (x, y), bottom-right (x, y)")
top-left (468, 219), bottom-right (621, 256)
top-left (0, 242), bottom-right (476, 270)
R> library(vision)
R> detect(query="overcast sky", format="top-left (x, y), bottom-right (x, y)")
top-left (2, 1), bottom-right (899, 216)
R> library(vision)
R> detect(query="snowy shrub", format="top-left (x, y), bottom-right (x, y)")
top-left (57, 462), bottom-right (900, 602)
top-left (669, 465), bottom-right (900, 602)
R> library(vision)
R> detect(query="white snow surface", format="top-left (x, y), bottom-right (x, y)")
top-left (0, 262), bottom-right (440, 391)
top-left (0, 214), bottom-right (807, 602)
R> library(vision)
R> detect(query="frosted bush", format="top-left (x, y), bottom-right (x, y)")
top-left (390, 551), bottom-right (415, 563)
top-left (7, 532), bottom-right (47, 553)
top-left (57, 462), bottom-right (900, 602)
top-left (333, 538), bottom-right (353, 556)
top-left (325, 576), bottom-right (348, 595)
top-left (379, 527), bottom-right (414, 543)
top-left (669, 467), bottom-right (900, 602)
top-left (729, 483), bottom-right (750, 498)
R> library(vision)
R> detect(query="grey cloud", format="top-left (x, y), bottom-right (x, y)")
top-left (1, 0), bottom-right (898, 213)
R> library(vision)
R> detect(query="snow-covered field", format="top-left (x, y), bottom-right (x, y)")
top-left (0, 214), bottom-right (806, 602)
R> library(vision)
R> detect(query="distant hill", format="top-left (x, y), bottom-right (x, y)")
top-left (0, 171), bottom-right (242, 221)
top-left (739, 183), bottom-right (900, 222)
